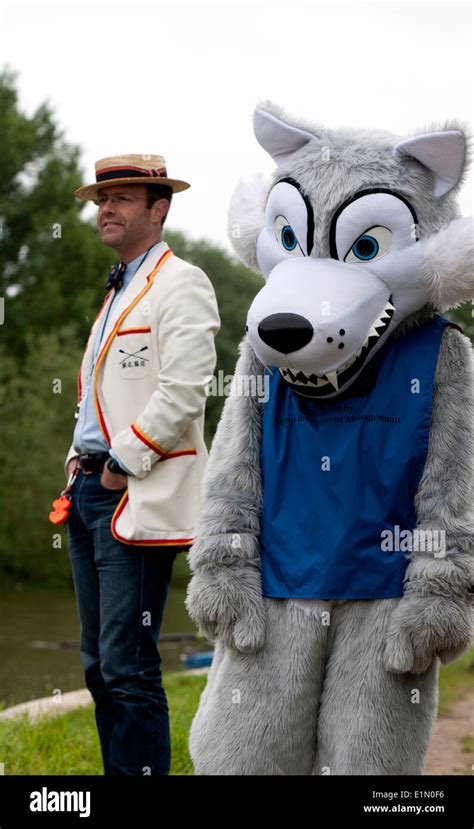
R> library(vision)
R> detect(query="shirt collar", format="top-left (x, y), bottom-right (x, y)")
top-left (122, 240), bottom-right (166, 286)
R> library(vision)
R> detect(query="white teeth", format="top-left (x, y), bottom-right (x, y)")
top-left (325, 371), bottom-right (339, 390)
top-left (279, 298), bottom-right (395, 390)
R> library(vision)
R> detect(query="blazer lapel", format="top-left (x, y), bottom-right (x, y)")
top-left (95, 242), bottom-right (173, 370)
top-left (100, 241), bottom-right (170, 344)
top-left (78, 242), bottom-right (172, 404)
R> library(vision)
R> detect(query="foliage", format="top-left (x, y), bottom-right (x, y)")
top-left (445, 301), bottom-right (474, 341)
top-left (0, 68), bottom-right (112, 361)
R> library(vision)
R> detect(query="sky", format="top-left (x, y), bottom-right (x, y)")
top-left (0, 0), bottom-right (472, 252)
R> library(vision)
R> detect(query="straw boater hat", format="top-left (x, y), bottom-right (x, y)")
top-left (74, 153), bottom-right (190, 201)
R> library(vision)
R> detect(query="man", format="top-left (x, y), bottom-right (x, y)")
top-left (62, 153), bottom-right (220, 776)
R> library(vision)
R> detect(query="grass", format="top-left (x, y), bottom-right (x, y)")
top-left (462, 735), bottom-right (474, 753)
top-left (0, 648), bottom-right (472, 775)
top-left (437, 646), bottom-right (474, 717)
top-left (0, 673), bottom-right (207, 776)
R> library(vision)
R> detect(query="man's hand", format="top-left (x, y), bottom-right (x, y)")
top-left (67, 457), bottom-right (80, 478)
top-left (100, 463), bottom-right (128, 490)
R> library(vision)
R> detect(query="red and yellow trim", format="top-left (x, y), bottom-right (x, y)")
top-left (131, 422), bottom-right (197, 460)
top-left (117, 326), bottom-right (151, 336)
top-left (93, 248), bottom-right (173, 444)
top-left (162, 449), bottom-right (197, 460)
top-left (131, 422), bottom-right (167, 456)
top-left (111, 491), bottom-right (194, 547)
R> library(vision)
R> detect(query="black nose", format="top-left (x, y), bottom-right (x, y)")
top-left (258, 313), bottom-right (313, 353)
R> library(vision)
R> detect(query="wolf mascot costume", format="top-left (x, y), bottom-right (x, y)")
top-left (186, 102), bottom-right (474, 775)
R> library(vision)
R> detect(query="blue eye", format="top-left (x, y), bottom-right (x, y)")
top-left (352, 235), bottom-right (379, 260)
top-left (274, 214), bottom-right (304, 256)
top-left (281, 224), bottom-right (297, 251)
top-left (344, 226), bottom-right (393, 264)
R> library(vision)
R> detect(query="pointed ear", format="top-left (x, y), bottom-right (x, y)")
top-left (253, 106), bottom-right (317, 165)
top-left (393, 130), bottom-right (465, 197)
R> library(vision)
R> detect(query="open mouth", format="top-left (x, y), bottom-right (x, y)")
top-left (279, 296), bottom-right (395, 397)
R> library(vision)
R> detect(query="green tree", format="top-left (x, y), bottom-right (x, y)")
top-left (447, 302), bottom-right (474, 341)
top-left (0, 326), bottom-right (82, 587)
top-left (0, 67), bottom-right (111, 360)
top-left (163, 231), bottom-right (261, 442)
top-left (0, 68), bottom-right (122, 586)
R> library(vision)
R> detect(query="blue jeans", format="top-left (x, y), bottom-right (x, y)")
top-left (66, 468), bottom-right (176, 776)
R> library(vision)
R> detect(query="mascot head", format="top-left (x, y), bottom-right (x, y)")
top-left (228, 101), bottom-right (472, 398)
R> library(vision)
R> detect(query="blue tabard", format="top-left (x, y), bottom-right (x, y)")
top-left (260, 315), bottom-right (453, 600)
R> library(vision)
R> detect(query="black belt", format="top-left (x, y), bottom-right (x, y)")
top-left (77, 451), bottom-right (110, 475)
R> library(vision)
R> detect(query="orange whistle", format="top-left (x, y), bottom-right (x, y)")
top-left (49, 495), bottom-right (72, 525)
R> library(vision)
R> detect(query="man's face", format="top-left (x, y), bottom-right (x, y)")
top-left (95, 184), bottom-right (163, 250)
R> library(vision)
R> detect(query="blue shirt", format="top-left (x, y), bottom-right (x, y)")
top-left (259, 315), bottom-right (452, 600)
top-left (73, 242), bottom-right (164, 472)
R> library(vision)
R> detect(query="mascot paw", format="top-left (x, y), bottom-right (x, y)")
top-left (185, 566), bottom-right (267, 654)
top-left (231, 610), bottom-right (266, 653)
top-left (383, 594), bottom-right (473, 675)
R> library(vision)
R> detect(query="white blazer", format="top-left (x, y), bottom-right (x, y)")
top-left (64, 241), bottom-right (220, 546)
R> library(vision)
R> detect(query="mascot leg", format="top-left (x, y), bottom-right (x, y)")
top-left (314, 599), bottom-right (439, 775)
top-left (190, 597), bottom-right (330, 774)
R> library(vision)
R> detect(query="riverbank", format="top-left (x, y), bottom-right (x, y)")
top-left (0, 672), bottom-right (208, 775)
top-left (0, 580), bottom-right (203, 708)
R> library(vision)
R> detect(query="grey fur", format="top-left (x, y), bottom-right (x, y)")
top-left (189, 597), bottom-right (439, 775)
top-left (185, 339), bottom-right (266, 652)
top-left (187, 103), bottom-right (473, 775)
top-left (420, 217), bottom-right (474, 311)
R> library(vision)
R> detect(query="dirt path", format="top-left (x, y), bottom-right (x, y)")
top-left (424, 691), bottom-right (474, 775)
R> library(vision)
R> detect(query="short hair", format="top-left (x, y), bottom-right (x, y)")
top-left (146, 184), bottom-right (172, 226)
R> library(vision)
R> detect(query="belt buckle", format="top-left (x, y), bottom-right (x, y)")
top-left (80, 454), bottom-right (94, 475)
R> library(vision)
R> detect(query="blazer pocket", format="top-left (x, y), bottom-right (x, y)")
top-left (129, 450), bottom-right (199, 534)
top-left (115, 327), bottom-right (152, 381)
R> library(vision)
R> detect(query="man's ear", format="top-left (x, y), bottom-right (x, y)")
top-left (393, 130), bottom-right (466, 197)
top-left (151, 197), bottom-right (170, 226)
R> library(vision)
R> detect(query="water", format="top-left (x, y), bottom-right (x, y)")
top-left (0, 584), bottom-right (208, 708)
